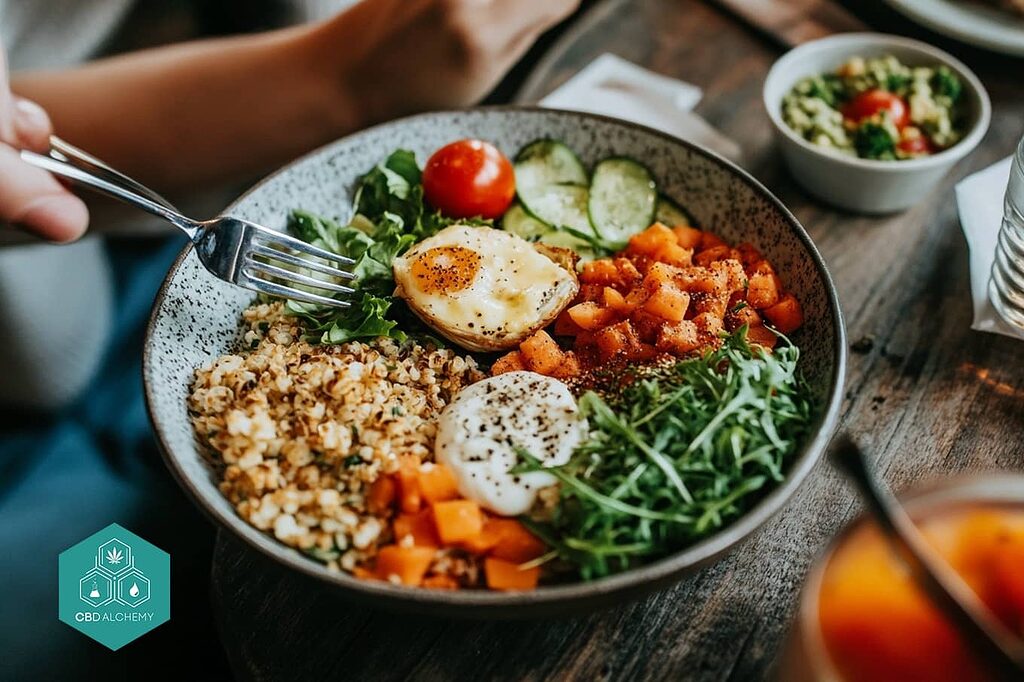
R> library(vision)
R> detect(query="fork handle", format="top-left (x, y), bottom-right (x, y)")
top-left (19, 150), bottom-right (201, 240)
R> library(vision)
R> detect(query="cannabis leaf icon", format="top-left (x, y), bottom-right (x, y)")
top-left (105, 547), bottom-right (124, 565)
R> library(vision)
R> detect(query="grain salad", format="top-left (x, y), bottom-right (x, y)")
top-left (188, 301), bottom-right (484, 572)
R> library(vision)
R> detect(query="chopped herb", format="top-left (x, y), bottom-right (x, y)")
top-left (931, 66), bottom-right (962, 103)
top-left (854, 123), bottom-right (896, 160)
top-left (343, 454), bottom-right (362, 468)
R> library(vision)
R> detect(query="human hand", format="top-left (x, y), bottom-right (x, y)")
top-left (313, 0), bottom-right (580, 125)
top-left (1, 46), bottom-right (88, 242)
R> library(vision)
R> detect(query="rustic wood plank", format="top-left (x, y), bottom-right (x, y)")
top-left (211, 1), bottom-right (1024, 679)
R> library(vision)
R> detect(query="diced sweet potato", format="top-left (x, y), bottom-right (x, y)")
top-left (763, 293), bottom-right (803, 334)
top-left (488, 519), bottom-right (548, 563)
top-left (746, 324), bottom-right (778, 349)
top-left (396, 454), bottom-right (422, 514)
top-left (747, 271), bottom-right (781, 309)
top-left (643, 285), bottom-right (690, 322)
top-left (675, 266), bottom-right (726, 295)
top-left (653, 242), bottom-right (693, 268)
top-left (643, 261), bottom-right (682, 291)
top-left (725, 300), bottom-right (762, 331)
top-left (629, 310), bottom-right (666, 344)
top-left (613, 258), bottom-right (643, 289)
top-left (700, 231), bottom-right (726, 250)
top-left (578, 283), bottom-right (605, 302)
top-left (656, 320), bottom-right (700, 355)
top-left (602, 286), bottom-right (631, 314)
top-left (417, 462), bottom-right (460, 504)
top-left (735, 241), bottom-right (763, 267)
top-left (628, 223), bottom-right (676, 257)
top-left (553, 311), bottom-right (584, 337)
top-left (375, 545), bottom-right (435, 586)
top-left (393, 508), bottom-right (440, 547)
top-left (567, 301), bottom-right (616, 331)
top-left (694, 245), bottom-right (735, 267)
top-left (580, 258), bottom-right (620, 285)
top-left (693, 293), bottom-right (728, 319)
top-left (594, 320), bottom-right (639, 362)
top-left (432, 500), bottom-right (484, 544)
top-left (672, 225), bottom-right (703, 250)
top-left (484, 557), bottom-right (540, 591)
top-left (491, 351), bottom-right (526, 375)
top-left (520, 330), bottom-right (564, 375)
top-left (693, 311), bottom-right (724, 338)
top-left (550, 351), bottom-right (582, 379)
top-left (712, 259), bottom-right (747, 294)
top-left (366, 475), bottom-right (396, 515)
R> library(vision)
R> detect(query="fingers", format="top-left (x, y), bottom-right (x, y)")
top-left (12, 97), bottom-right (53, 152)
top-left (0, 145), bottom-right (88, 242)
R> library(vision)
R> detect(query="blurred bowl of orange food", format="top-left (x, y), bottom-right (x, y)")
top-left (778, 473), bottom-right (1024, 681)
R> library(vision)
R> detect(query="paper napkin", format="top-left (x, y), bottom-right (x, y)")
top-left (538, 54), bottom-right (742, 164)
top-left (955, 156), bottom-right (1024, 341)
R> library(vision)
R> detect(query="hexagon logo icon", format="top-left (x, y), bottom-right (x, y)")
top-left (58, 523), bottom-right (170, 650)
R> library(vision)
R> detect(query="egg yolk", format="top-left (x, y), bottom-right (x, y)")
top-left (411, 246), bottom-right (481, 294)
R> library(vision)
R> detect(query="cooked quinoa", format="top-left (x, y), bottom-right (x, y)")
top-left (188, 302), bottom-right (484, 572)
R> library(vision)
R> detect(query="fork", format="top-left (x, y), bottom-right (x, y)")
top-left (20, 137), bottom-right (355, 308)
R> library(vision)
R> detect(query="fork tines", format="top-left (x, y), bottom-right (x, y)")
top-left (244, 226), bottom-right (358, 309)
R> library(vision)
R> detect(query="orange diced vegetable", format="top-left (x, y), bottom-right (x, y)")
top-left (700, 231), bottom-right (726, 250)
top-left (393, 508), bottom-right (440, 547)
top-left (567, 301), bottom-right (616, 331)
top-left (353, 566), bottom-right (379, 581)
top-left (366, 475), bottom-right (396, 515)
top-left (396, 455), bottom-right (422, 514)
top-left (653, 242), bottom-right (693, 268)
top-left (694, 293), bottom-right (728, 319)
top-left (553, 310), bottom-right (584, 337)
top-left (735, 241), bottom-right (762, 267)
top-left (550, 351), bottom-right (582, 379)
top-left (488, 519), bottom-right (548, 563)
top-left (459, 515), bottom-right (502, 554)
top-left (762, 293), bottom-right (803, 334)
top-left (602, 286), bottom-right (629, 312)
top-left (675, 266), bottom-right (725, 295)
top-left (580, 258), bottom-right (620, 286)
top-left (594, 320), bottom-right (639, 362)
top-left (491, 350), bottom-right (526, 375)
top-left (656, 320), bottom-right (700, 355)
top-left (628, 223), bottom-right (676, 257)
top-left (375, 545), bottom-right (435, 586)
top-left (746, 324), bottom-right (778, 349)
top-left (422, 574), bottom-right (460, 590)
top-left (578, 283), bottom-right (605, 302)
top-left (747, 271), bottom-right (781, 309)
top-left (726, 300), bottom-right (761, 330)
top-left (417, 463), bottom-right (460, 504)
top-left (520, 330), bottom-right (564, 375)
top-left (614, 257), bottom-right (643, 289)
top-left (643, 261), bottom-right (680, 290)
top-left (712, 259), bottom-right (747, 294)
top-left (432, 500), bottom-right (484, 544)
top-left (643, 285), bottom-right (689, 322)
top-left (484, 557), bottom-right (540, 591)
top-left (672, 225), bottom-right (703, 249)
top-left (694, 311), bottom-right (724, 338)
top-left (693, 245), bottom-right (734, 267)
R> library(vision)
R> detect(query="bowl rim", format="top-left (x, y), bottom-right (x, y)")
top-left (143, 105), bottom-right (848, 613)
top-left (762, 32), bottom-right (992, 173)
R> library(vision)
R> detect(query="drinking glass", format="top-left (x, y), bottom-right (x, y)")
top-left (990, 135), bottom-right (1024, 330)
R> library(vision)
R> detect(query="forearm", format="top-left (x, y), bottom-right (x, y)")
top-left (11, 24), bottom-right (358, 191)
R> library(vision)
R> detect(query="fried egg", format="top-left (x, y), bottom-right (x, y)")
top-left (392, 225), bottom-right (578, 352)
top-left (434, 371), bottom-right (587, 516)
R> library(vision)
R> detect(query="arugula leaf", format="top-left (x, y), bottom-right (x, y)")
top-left (518, 328), bottom-right (814, 580)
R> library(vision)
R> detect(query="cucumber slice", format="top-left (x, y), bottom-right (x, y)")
top-left (588, 158), bottom-right (658, 243)
top-left (538, 227), bottom-right (595, 258)
top-left (654, 194), bottom-right (695, 227)
top-left (520, 184), bottom-right (593, 235)
top-left (513, 140), bottom-right (588, 199)
top-left (502, 202), bottom-right (550, 242)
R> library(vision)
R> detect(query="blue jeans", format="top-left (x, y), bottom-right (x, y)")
top-left (0, 237), bottom-right (228, 680)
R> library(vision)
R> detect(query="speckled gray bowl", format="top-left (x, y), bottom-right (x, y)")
top-left (144, 107), bottom-right (846, 618)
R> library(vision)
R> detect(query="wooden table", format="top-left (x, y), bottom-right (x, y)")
top-left (210, 1), bottom-right (1024, 678)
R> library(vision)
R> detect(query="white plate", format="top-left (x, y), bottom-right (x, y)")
top-left (884, 0), bottom-right (1024, 56)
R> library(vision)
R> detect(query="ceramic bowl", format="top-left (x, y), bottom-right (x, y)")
top-left (144, 107), bottom-right (846, 617)
top-left (763, 33), bottom-right (991, 214)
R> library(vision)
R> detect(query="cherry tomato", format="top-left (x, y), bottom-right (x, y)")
top-left (897, 133), bottom-right (933, 156)
top-left (842, 89), bottom-right (910, 128)
top-left (422, 139), bottom-right (515, 220)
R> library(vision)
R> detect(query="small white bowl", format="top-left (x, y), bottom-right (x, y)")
top-left (763, 33), bottom-right (991, 214)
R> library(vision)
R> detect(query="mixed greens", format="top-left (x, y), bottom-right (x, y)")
top-left (284, 150), bottom-right (487, 344)
top-left (520, 328), bottom-right (814, 579)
